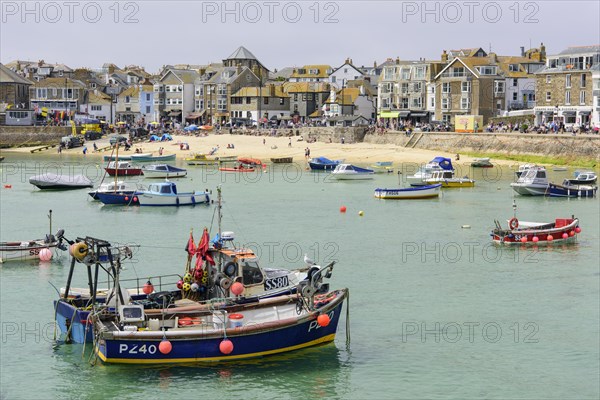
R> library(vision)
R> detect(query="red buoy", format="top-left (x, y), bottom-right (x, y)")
top-left (159, 340), bottom-right (172, 354)
top-left (532, 236), bottom-right (539, 243)
top-left (562, 233), bottom-right (568, 239)
top-left (317, 314), bottom-right (330, 327)
top-left (124, 196), bottom-right (129, 201)
top-left (230, 282), bottom-right (244, 296)
top-left (4, 184), bottom-right (12, 189)
top-left (575, 227), bottom-right (581, 233)
top-left (219, 339), bottom-right (234, 354)
top-left (520, 236), bottom-right (527, 243)
top-left (569, 231), bottom-right (575, 237)
top-left (340, 206), bottom-right (347, 213)
top-left (547, 234), bottom-right (554, 241)
top-left (176, 280), bottom-right (183, 289)
top-left (133, 196), bottom-right (138, 202)
top-left (143, 280), bottom-right (154, 294)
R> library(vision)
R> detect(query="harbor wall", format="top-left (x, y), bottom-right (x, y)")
top-left (0, 126), bottom-right (79, 148)
top-left (361, 131), bottom-right (599, 163)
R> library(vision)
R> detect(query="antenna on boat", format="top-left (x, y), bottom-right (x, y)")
top-left (217, 185), bottom-right (223, 271)
top-left (48, 209), bottom-right (52, 238)
top-left (512, 200), bottom-right (517, 218)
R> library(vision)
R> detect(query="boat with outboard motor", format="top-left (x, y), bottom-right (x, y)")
top-left (142, 164), bottom-right (188, 178)
top-left (422, 170), bottom-right (475, 188)
top-left (105, 161), bottom-right (143, 176)
top-left (491, 201), bottom-right (581, 245)
top-left (308, 157), bottom-right (343, 171)
top-left (545, 180), bottom-right (597, 198)
top-left (374, 183), bottom-right (442, 199)
top-left (568, 171), bottom-right (597, 185)
top-left (136, 181), bottom-right (210, 206)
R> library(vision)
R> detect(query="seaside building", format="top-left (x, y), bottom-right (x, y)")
top-left (230, 84), bottom-right (290, 125)
top-left (115, 81), bottom-right (155, 123)
top-left (5, 60), bottom-right (74, 81)
top-left (80, 90), bottom-right (114, 123)
top-left (29, 77), bottom-right (87, 119)
top-left (283, 81), bottom-right (330, 121)
top-left (592, 64), bottom-right (600, 128)
top-left (329, 59), bottom-right (364, 89)
top-left (323, 85), bottom-right (375, 123)
top-left (533, 45), bottom-right (599, 128)
top-left (378, 57), bottom-right (445, 125)
top-left (288, 65), bottom-right (332, 83)
top-left (0, 63), bottom-right (32, 110)
top-left (153, 69), bottom-right (200, 123)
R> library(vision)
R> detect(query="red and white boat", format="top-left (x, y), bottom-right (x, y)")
top-left (491, 202), bottom-right (581, 245)
top-left (105, 161), bottom-right (144, 176)
top-left (237, 157), bottom-right (263, 166)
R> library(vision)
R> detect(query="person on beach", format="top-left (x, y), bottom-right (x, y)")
top-left (82, 146), bottom-right (88, 155)
top-left (263, 138), bottom-right (266, 145)
top-left (288, 138), bottom-right (292, 147)
top-left (93, 143), bottom-right (98, 152)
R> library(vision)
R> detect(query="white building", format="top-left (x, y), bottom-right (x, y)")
top-left (329, 59), bottom-right (365, 89)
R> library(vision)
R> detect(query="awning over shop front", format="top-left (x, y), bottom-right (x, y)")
top-left (186, 111), bottom-right (206, 119)
top-left (168, 110), bottom-right (182, 117)
top-left (379, 111), bottom-right (399, 118)
top-left (398, 111), bottom-right (410, 117)
top-left (561, 111), bottom-right (576, 116)
top-left (410, 112), bottom-right (428, 117)
top-left (578, 111), bottom-right (591, 115)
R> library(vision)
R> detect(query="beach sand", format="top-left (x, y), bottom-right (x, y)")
top-left (2, 133), bottom-right (516, 167)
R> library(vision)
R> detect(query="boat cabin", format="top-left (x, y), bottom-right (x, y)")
top-left (147, 182), bottom-right (178, 195)
top-left (430, 170), bottom-right (454, 180)
top-left (107, 161), bottom-right (134, 169)
top-left (518, 167), bottom-right (547, 183)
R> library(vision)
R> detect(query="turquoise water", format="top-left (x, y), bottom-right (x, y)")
top-left (1, 155), bottom-right (598, 399)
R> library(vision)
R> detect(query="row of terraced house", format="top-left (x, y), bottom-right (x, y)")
top-left (1, 44), bottom-right (599, 129)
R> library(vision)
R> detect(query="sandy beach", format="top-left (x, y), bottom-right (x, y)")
top-left (2, 133), bottom-right (518, 167)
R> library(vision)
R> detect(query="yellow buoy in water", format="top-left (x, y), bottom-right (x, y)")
top-left (358, 211), bottom-right (364, 217)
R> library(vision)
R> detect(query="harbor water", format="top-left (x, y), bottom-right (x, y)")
top-left (1, 155), bottom-right (598, 399)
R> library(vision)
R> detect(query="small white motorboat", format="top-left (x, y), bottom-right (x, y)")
top-left (510, 166), bottom-right (549, 196)
top-left (374, 184), bottom-right (442, 199)
top-left (331, 164), bottom-right (374, 180)
top-left (136, 181), bottom-right (209, 206)
top-left (142, 164), bottom-right (188, 178)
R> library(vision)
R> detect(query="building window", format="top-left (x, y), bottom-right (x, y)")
top-left (546, 75), bottom-right (551, 83)
top-left (264, 97), bottom-right (269, 105)
top-left (217, 99), bottom-right (226, 111)
top-left (218, 85), bottom-right (226, 95)
top-left (461, 82), bottom-right (471, 93)
top-left (91, 105), bottom-right (102, 111)
top-left (401, 83), bottom-right (409, 94)
top-left (442, 114), bottom-right (451, 123)
top-left (441, 98), bottom-right (449, 110)
top-left (401, 68), bottom-right (410, 80)
top-left (513, 93), bottom-right (518, 101)
top-left (546, 91), bottom-right (551, 102)
top-left (279, 98), bottom-right (284, 105)
top-left (414, 67), bottom-right (425, 80)
top-left (125, 96), bottom-right (130, 104)
top-left (494, 81), bottom-right (504, 94)
top-left (513, 78), bottom-right (518, 87)
top-left (442, 82), bottom-right (450, 94)
top-left (461, 97), bottom-right (470, 109)
top-left (52, 88), bottom-right (57, 96)
top-left (91, 83), bottom-right (96, 89)
top-left (565, 74), bottom-right (571, 88)
top-left (246, 97), bottom-right (251, 104)
top-left (581, 74), bottom-right (586, 87)
top-left (565, 90), bottom-right (571, 105)
top-left (580, 90), bottom-right (586, 105)
top-left (146, 93), bottom-right (151, 101)
top-left (146, 106), bottom-right (150, 114)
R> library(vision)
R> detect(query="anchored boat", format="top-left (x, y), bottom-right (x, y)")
top-left (374, 184), bottom-right (442, 199)
top-left (136, 181), bottom-right (210, 206)
top-left (331, 164), bottom-right (374, 180)
top-left (142, 164), bottom-right (188, 178)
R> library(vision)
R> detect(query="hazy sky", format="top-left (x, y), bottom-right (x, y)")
top-left (1, 1), bottom-right (599, 74)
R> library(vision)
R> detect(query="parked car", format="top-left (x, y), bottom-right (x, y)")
top-left (61, 135), bottom-right (84, 149)
top-left (109, 135), bottom-right (128, 146)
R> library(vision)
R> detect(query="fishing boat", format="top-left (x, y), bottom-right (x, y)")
top-left (219, 162), bottom-right (256, 172)
top-left (568, 171), bottom-right (597, 185)
top-left (407, 157), bottom-right (454, 186)
top-left (331, 164), bottom-right (374, 180)
top-left (308, 157), bottom-right (343, 171)
top-left (54, 188), bottom-right (340, 346)
top-left (270, 157), bottom-right (293, 164)
top-left (142, 164), bottom-right (188, 178)
top-left (510, 166), bottom-right (549, 196)
top-left (0, 211), bottom-right (66, 263)
top-left (551, 166), bottom-right (568, 172)
top-left (136, 181), bottom-right (210, 206)
top-left (88, 181), bottom-right (138, 200)
top-left (184, 153), bottom-right (219, 165)
top-left (471, 158), bottom-right (493, 168)
top-left (545, 180), bottom-right (597, 198)
top-left (374, 184), bottom-right (442, 199)
top-left (131, 153), bottom-right (176, 162)
top-left (491, 201), bottom-right (581, 245)
top-left (105, 161), bottom-right (143, 176)
top-left (370, 161), bottom-right (394, 174)
top-left (423, 170), bottom-right (475, 188)
top-left (29, 173), bottom-right (93, 190)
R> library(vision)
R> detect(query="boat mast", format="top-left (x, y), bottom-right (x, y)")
top-left (217, 186), bottom-right (223, 272)
top-left (512, 200), bottom-right (517, 219)
top-left (48, 209), bottom-right (52, 238)
top-left (114, 143), bottom-right (119, 191)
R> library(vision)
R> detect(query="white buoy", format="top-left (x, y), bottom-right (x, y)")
top-left (461, 225), bottom-right (471, 229)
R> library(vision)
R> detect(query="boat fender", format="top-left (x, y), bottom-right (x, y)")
top-left (191, 196), bottom-right (195, 205)
top-left (176, 197), bottom-right (180, 206)
top-left (509, 218), bottom-right (519, 230)
top-left (224, 262), bottom-right (238, 278)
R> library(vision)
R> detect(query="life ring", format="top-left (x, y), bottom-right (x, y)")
top-left (509, 218), bottom-right (519, 230)
top-left (223, 261), bottom-right (238, 278)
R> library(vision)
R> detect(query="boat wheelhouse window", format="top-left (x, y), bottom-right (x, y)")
top-left (443, 171), bottom-right (453, 178)
top-left (122, 307), bottom-right (143, 319)
top-left (241, 260), bottom-right (263, 285)
top-left (536, 171), bottom-right (546, 178)
top-left (150, 185), bottom-right (159, 192)
top-left (160, 185), bottom-right (172, 194)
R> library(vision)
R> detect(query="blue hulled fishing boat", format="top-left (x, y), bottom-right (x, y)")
top-left (308, 156), bottom-right (343, 171)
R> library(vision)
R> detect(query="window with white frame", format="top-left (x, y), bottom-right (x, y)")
top-left (512, 93), bottom-right (518, 101)
top-left (580, 90), bottom-right (586, 105)
top-left (565, 91), bottom-right (571, 105)
top-left (546, 91), bottom-right (551, 101)
top-left (401, 68), bottom-right (410, 80)
top-left (461, 97), bottom-right (471, 109)
top-left (546, 75), bottom-right (551, 83)
top-left (218, 85), bottom-right (227, 95)
top-left (400, 98), bottom-right (408, 109)
top-left (430, 97), bottom-right (435, 107)
top-left (581, 74), bottom-right (587, 87)
top-left (565, 74), bottom-right (571, 88)
top-left (414, 67), bottom-right (426, 80)
top-left (413, 82), bottom-right (422, 92)
top-left (477, 66), bottom-right (497, 75)
top-left (401, 83), bottom-right (409, 94)
top-left (513, 78), bottom-right (518, 87)
top-left (91, 105), bottom-right (102, 111)
top-left (442, 82), bottom-right (450, 93)
top-left (411, 97), bottom-right (422, 108)
top-left (461, 82), bottom-right (471, 93)
top-left (442, 98), bottom-right (449, 110)
top-left (442, 114), bottom-right (451, 123)
top-left (494, 81), bottom-right (504, 94)
top-left (217, 99), bottom-right (226, 110)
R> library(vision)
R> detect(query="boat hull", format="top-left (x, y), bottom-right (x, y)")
top-left (29, 174), bottom-right (93, 190)
top-left (96, 192), bottom-right (139, 205)
top-left (95, 293), bottom-right (345, 364)
top-left (105, 168), bottom-right (143, 176)
top-left (308, 162), bottom-right (338, 171)
top-left (137, 192), bottom-right (210, 206)
top-left (331, 173), bottom-right (374, 180)
top-left (131, 154), bottom-right (176, 162)
top-left (424, 179), bottom-right (475, 188)
top-left (491, 218), bottom-right (580, 245)
top-left (374, 184), bottom-right (441, 199)
top-left (270, 157), bottom-right (293, 163)
top-left (510, 183), bottom-right (548, 196)
top-left (0, 242), bottom-right (58, 263)
top-left (546, 183), bottom-right (597, 198)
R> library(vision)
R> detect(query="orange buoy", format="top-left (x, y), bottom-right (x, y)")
top-left (569, 231), bottom-right (575, 237)
top-left (231, 282), bottom-right (244, 296)
top-left (317, 314), bottom-right (330, 327)
top-left (143, 280), bottom-right (154, 294)
top-left (520, 236), bottom-right (527, 243)
top-left (547, 234), bottom-right (554, 241)
top-left (532, 236), bottom-right (539, 243)
top-left (562, 233), bottom-right (568, 239)
top-left (575, 227), bottom-right (581, 233)
top-left (159, 340), bottom-right (172, 354)
top-left (219, 339), bottom-right (234, 354)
